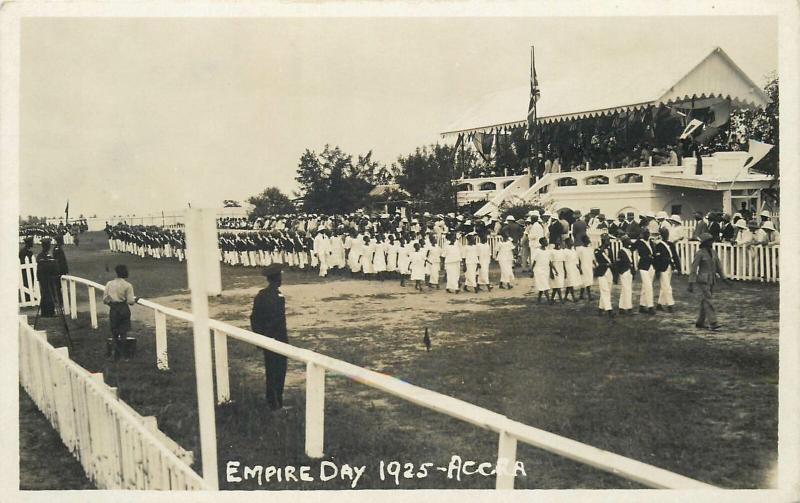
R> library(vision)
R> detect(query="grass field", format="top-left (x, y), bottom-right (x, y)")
top-left (22, 231), bottom-right (779, 490)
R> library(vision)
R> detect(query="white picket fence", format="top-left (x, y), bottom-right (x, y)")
top-left (18, 315), bottom-right (207, 490)
top-left (19, 256), bottom-right (40, 307)
top-left (606, 240), bottom-right (779, 283)
top-left (58, 273), bottom-right (716, 490)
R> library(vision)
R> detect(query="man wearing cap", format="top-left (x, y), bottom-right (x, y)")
top-left (571, 211), bottom-right (588, 247)
top-left (594, 235), bottom-right (614, 317)
top-left (688, 233), bottom-right (728, 330)
top-left (720, 214), bottom-right (735, 242)
top-left (520, 217), bottom-right (532, 272)
top-left (625, 212), bottom-right (641, 240)
top-left (691, 211), bottom-right (709, 241)
top-left (251, 263), bottom-right (289, 410)
top-left (653, 228), bottom-right (680, 312)
top-left (547, 212), bottom-right (563, 248)
top-left (525, 212), bottom-right (546, 271)
top-left (614, 236), bottom-right (635, 315)
top-left (608, 214), bottom-right (625, 238)
top-left (634, 230), bottom-right (656, 314)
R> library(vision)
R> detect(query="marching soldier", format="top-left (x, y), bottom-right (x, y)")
top-left (615, 236), bottom-right (635, 315)
top-left (653, 227), bottom-right (680, 312)
top-left (593, 235), bottom-right (614, 316)
top-left (634, 230), bottom-right (655, 314)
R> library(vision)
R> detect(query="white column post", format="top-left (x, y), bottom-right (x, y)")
top-left (88, 286), bottom-right (98, 329)
top-left (213, 329), bottom-right (230, 404)
top-left (61, 277), bottom-right (70, 316)
top-left (185, 208), bottom-right (220, 490)
top-left (305, 361), bottom-right (325, 458)
top-left (69, 280), bottom-right (77, 319)
top-left (155, 310), bottom-right (168, 371)
top-left (495, 430), bottom-right (518, 490)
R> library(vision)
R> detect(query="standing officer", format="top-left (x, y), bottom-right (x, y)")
top-left (250, 263), bottom-right (289, 411)
top-left (688, 233), bottom-right (729, 330)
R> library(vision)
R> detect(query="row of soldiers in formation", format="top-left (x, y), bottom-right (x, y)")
top-left (105, 211), bottom-right (698, 315)
top-left (19, 221), bottom-right (87, 244)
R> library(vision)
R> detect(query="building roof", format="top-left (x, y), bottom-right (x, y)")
top-left (441, 47), bottom-right (771, 137)
top-left (368, 184), bottom-right (409, 197)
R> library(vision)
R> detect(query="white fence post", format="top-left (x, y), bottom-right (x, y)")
top-left (213, 329), bottom-right (230, 404)
top-left (155, 310), bottom-right (169, 371)
top-left (495, 430), bottom-right (518, 489)
top-left (61, 277), bottom-right (70, 316)
top-left (305, 361), bottom-right (325, 459)
top-left (69, 279), bottom-right (78, 319)
top-left (88, 286), bottom-right (98, 329)
top-left (185, 208), bottom-right (220, 490)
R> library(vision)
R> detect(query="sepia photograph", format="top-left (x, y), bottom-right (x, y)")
top-left (3, 1), bottom-right (799, 500)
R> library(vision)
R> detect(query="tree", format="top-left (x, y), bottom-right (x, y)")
top-left (294, 145), bottom-right (386, 214)
top-left (395, 143), bottom-right (461, 214)
top-left (223, 200), bottom-right (241, 208)
top-left (725, 74), bottom-right (779, 202)
top-left (247, 187), bottom-right (296, 217)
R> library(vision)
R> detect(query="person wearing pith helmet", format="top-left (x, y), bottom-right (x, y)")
top-left (688, 233), bottom-right (729, 331)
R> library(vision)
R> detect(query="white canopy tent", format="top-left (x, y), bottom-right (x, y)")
top-left (441, 47), bottom-right (770, 137)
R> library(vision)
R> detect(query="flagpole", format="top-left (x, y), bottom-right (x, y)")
top-left (531, 45), bottom-right (540, 180)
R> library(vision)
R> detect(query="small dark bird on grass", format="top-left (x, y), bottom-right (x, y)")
top-left (423, 327), bottom-right (431, 351)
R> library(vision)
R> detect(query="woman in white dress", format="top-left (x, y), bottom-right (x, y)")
top-left (577, 235), bottom-right (595, 301)
top-left (463, 234), bottom-right (480, 293)
top-left (349, 231), bottom-right (363, 275)
top-left (387, 235), bottom-right (400, 273)
top-left (372, 235), bottom-right (388, 280)
top-left (562, 238), bottom-right (582, 302)
top-left (329, 231), bottom-right (346, 271)
top-left (550, 241), bottom-right (566, 303)
top-left (477, 234), bottom-right (493, 291)
top-left (426, 234), bottom-right (442, 289)
top-left (496, 235), bottom-right (516, 289)
top-left (361, 235), bottom-right (376, 278)
top-left (409, 242), bottom-right (428, 291)
top-left (443, 234), bottom-right (463, 293)
top-left (531, 237), bottom-right (556, 303)
top-left (398, 238), bottom-right (413, 287)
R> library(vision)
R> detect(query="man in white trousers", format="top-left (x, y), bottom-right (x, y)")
top-left (615, 236), bottom-right (634, 315)
top-left (594, 236), bottom-right (614, 317)
top-left (634, 230), bottom-right (656, 314)
top-left (653, 227), bottom-right (680, 312)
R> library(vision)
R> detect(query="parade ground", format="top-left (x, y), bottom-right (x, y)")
top-left (20, 232), bottom-right (779, 489)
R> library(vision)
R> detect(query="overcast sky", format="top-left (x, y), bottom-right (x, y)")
top-left (20, 16), bottom-right (776, 218)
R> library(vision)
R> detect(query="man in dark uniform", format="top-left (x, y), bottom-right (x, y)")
top-left (19, 236), bottom-right (34, 263)
top-left (36, 238), bottom-right (59, 317)
top-left (250, 263), bottom-right (288, 411)
top-left (53, 234), bottom-right (69, 276)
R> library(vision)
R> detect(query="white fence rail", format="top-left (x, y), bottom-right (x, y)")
top-left (60, 273), bottom-right (717, 490)
top-left (18, 315), bottom-right (207, 490)
top-left (19, 256), bottom-right (40, 307)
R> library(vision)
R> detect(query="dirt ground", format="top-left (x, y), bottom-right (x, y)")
top-left (21, 232), bottom-right (779, 490)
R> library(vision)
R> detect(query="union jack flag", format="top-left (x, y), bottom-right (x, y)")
top-left (525, 48), bottom-right (540, 141)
